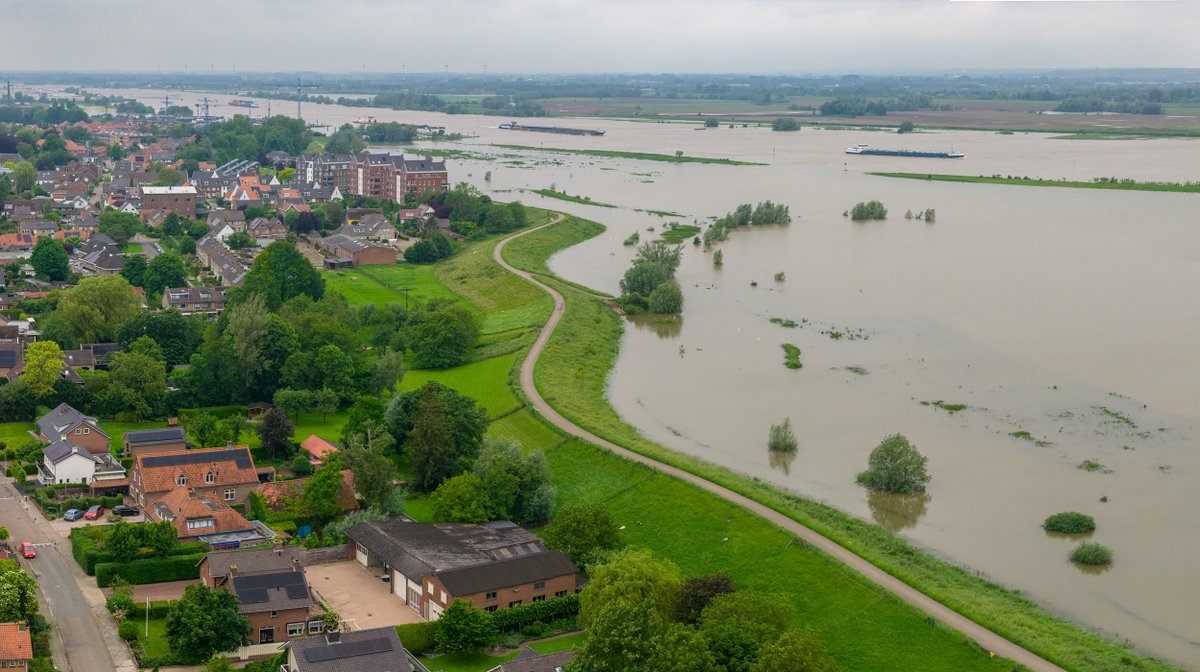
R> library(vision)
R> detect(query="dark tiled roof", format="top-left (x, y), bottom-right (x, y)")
top-left (125, 427), bottom-right (187, 446)
top-left (346, 519), bottom-right (545, 582)
top-left (37, 403), bottom-right (105, 442)
top-left (231, 568), bottom-right (312, 614)
top-left (290, 627), bottom-right (412, 672)
top-left (436, 551), bottom-right (578, 597)
top-left (500, 650), bottom-right (575, 672)
top-left (204, 546), bottom-right (304, 579)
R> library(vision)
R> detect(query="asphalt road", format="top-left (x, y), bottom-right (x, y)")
top-left (0, 480), bottom-right (121, 672)
top-left (492, 220), bottom-right (1069, 672)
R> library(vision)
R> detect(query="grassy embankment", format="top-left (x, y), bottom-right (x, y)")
top-left (528, 188), bottom-right (617, 208)
top-left (491, 144), bottom-right (765, 166)
top-left (498, 218), bottom-right (1178, 672)
top-left (870, 172), bottom-right (1200, 193)
top-left (401, 216), bottom-right (1004, 671)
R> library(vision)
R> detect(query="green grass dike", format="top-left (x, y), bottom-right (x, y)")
top-left (870, 171), bottom-right (1200, 193)
top-left (493, 215), bottom-right (1177, 672)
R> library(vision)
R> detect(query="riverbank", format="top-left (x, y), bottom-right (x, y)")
top-left (869, 172), bottom-right (1200, 193)
top-left (497, 216), bottom-right (1178, 672)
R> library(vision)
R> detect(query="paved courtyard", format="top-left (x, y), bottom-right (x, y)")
top-left (307, 560), bottom-right (426, 630)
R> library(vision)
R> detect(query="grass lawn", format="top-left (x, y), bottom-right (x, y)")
top-left (432, 236), bottom-right (550, 334)
top-left (404, 496), bottom-right (434, 522)
top-left (504, 217), bottom-right (1176, 672)
top-left (0, 422), bottom-right (36, 447)
top-left (486, 409), bottom-right (564, 452)
top-left (99, 420), bottom-right (168, 454)
top-left (400, 353), bottom-right (522, 419)
top-left (136, 615), bottom-right (171, 662)
top-left (528, 631), bottom-right (586, 654)
top-left (323, 264), bottom-right (467, 311)
top-left (417, 650), bottom-right (518, 672)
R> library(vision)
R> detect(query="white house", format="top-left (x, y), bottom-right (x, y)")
top-left (38, 439), bottom-right (127, 486)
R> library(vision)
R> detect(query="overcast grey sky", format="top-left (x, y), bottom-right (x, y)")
top-left (5, 0), bottom-right (1199, 74)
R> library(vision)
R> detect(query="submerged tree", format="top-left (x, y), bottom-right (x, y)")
top-left (856, 433), bottom-right (930, 494)
top-left (767, 418), bottom-right (797, 453)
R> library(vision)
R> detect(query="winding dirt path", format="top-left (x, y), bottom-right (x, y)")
top-left (493, 219), bottom-right (1067, 672)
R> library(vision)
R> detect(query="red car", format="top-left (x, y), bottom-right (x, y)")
top-left (84, 505), bottom-right (104, 520)
top-left (20, 542), bottom-right (36, 559)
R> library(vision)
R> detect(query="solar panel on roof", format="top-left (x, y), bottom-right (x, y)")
top-left (127, 428), bottom-right (185, 444)
top-left (0, 351), bottom-right (18, 367)
top-left (143, 448), bottom-right (252, 470)
top-left (303, 636), bottom-right (393, 663)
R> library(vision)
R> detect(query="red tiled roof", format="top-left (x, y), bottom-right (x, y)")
top-left (301, 435), bottom-right (337, 462)
top-left (0, 623), bottom-right (33, 661)
top-left (148, 486), bottom-right (254, 538)
top-left (133, 446), bottom-right (259, 494)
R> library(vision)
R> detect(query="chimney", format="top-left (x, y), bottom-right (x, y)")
top-left (292, 558), bottom-right (300, 572)
top-left (229, 564), bottom-right (238, 576)
top-left (326, 631), bottom-right (341, 644)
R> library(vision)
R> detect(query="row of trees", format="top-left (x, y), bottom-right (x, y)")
top-left (429, 437), bottom-right (555, 525)
top-left (703, 200), bottom-right (791, 246)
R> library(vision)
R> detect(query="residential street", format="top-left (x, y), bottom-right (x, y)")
top-left (0, 479), bottom-right (131, 672)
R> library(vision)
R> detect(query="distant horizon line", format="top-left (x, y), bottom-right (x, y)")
top-left (4, 67), bottom-right (1200, 78)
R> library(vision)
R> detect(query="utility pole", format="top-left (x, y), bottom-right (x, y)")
top-left (295, 77), bottom-right (319, 121)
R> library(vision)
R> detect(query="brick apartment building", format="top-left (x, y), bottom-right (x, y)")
top-left (129, 446), bottom-right (263, 508)
top-left (140, 186), bottom-right (198, 220)
top-left (298, 152), bottom-right (448, 202)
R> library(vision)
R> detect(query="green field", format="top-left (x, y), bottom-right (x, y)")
top-left (399, 352), bottom-right (523, 418)
top-left (432, 230), bottom-right (552, 334)
top-left (324, 263), bottom-right (469, 309)
top-left (870, 171), bottom-right (1200, 193)
top-left (486, 408), bottom-right (564, 451)
top-left (0, 422), bottom-right (36, 448)
top-left (418, 649), bottom-right (518, 672)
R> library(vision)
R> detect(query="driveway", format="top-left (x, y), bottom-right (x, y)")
top-left (307, 560), bottom-right (426, 631)
top-left (101, 579), bottom-right (198, 603)
top-left (49, 512), bottom-right (145, 538)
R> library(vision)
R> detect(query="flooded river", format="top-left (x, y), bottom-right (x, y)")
top-left (86, 87), bottom-right (1200, 666)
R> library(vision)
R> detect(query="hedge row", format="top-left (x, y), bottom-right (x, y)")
top-left (395, 622), bottom-right (436, 655)
top-left (70, 527), bottom-right (206, 575)
top-left (96, 553), bottom-right (205, 587)
top-left (4, 464), bottom-right (38, 477)
top-left (490, 594), bottom-right (579, 631)
top-left (128, 600), bottom-right (175, 620)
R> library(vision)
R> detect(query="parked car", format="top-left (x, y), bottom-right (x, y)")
top-left (63, 508), bottom-right (85, 521)
top-left (20, 542), bottom-right (36, 559)
top-left (112, 505), bottom-right (139, 517)
top-left (84, 505), bottom-right (104, 520)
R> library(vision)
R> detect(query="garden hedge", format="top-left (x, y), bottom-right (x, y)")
top-left (96, 553), bottom-right (205, 587)
top-left (490, 594), bottom-right (579, 631)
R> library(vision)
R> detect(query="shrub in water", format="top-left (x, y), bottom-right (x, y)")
top-left (768, 418), bottom-right (798, 453)
top-left (1043, 512), bottom-right (1096, 534)
top-left (1069, 542), bottom-right (1112, 566)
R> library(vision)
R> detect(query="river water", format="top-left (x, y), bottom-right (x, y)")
top-left (82, 87), bottom-right (1200, 666)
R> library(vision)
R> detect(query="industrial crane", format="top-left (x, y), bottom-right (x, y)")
top-left (295, 78), bottom-right (319, 121)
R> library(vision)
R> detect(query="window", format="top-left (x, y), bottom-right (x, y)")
top-left (271, 610), bottom-right (278, 618)
top-left (485, 605), bottom-right (497, 613)
top-left (440, 590), bottom-right (447, 603)
top-left (186, 518), bottom-right (214, 530)
top-left (74, 428), bottom-right (81, 435)
top-left (485, 591), bottom-right (497, 601)
top-left (205, 471), bottom-right (215, 484)
top-left (83, 427), bottom-right (90, 435)
top-left (533, 595), bottom-right (546, 602)
top-left (308, 621), bottom-right (325, 634)
top-left (224, 488), bottom-right (235, 501)
top-left (177, 474), bottom-right (186, 486)
top-left (555, 590), bottom-right (568, 598)
top-left (534, 581), bottom-right (545, 590)
top-left (508, 600), bottom-right (522, 608)
top-left (287, 622), bottom-right (304, 637)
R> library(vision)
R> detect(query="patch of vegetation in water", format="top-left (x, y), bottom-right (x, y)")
top-left (844, 365), bottom-right (870, 376)
top-left (1009, 430), bottom-right (1053, 447)
top-left (491, 144), bottom-right (765, 165)
top-left (1095, 406), bottom-right (1137, 428)
top-left (921, 400), bottom-right (968, 414)
top-left (781, 343), bottom-right (803, 369)
top-left (1077, 459), bottom-right (1113, 474)
top-left (768, 317), bottom-right (799, 328)
top-left (622, 231), bottom-right (640, 246)
top-left (1043, 511), bottom-right (1096, 534)
top-left (823, 326), bottom-right (869, 341)
top-left (658, 223), bottom-right (701, 243)
top-left (1070, 542), bottom-right (1113, 566)
top-left (871, 172), bottom-right (1200, 192)
top-left (640, 209), bottom-right (686, 218)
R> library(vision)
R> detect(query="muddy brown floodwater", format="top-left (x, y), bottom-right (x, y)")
top-left (80, 86), bottom-right (1200, 666)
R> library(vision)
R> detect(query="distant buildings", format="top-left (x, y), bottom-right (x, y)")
top-left (140, 185), bottom-right (198, 220)
top-left (295, 152), bottom-right (448, 202)
top-left (162, 286), bottom-right (229, 316)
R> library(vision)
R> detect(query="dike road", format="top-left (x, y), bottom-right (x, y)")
top-left (493, 217), bottom-right (1069, 672)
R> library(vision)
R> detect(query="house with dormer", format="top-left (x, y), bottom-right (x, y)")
top-left (37, 439), bottom-right (127, 487)
top-left (128, 445), bottom-right (262, 508)
top-left (145, 485), bottom-right (271, 548)
top-left (36, 403), bottom-right (110, 455)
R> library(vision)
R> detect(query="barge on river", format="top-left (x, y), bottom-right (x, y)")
top-left (229, 99), bottom-right (260, 108)
top-left (500, 121), bottom-right (605, 136)
top-left (846, 143), bottom-right (963, 158)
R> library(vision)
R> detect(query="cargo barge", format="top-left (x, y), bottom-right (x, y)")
top-left (500, 121), bottom-right (605, 136)
top-left (229, 99), bottom-right (260, 108)
top-left (846, 143), bottom-right (963, 158)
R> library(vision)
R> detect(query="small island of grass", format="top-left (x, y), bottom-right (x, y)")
top-left (493, 144), bottom-right (765, 166)
top-left (1070, 542), bottom-right (1113, 566)
top-left (1043, 511), bottom-right (1096, 534)
top-left (870, 172), bottom-right (1200, 193)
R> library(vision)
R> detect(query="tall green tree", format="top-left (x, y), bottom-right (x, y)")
top-left (165, 584), bottom-right (250, 664)
top-left (30, 236), bottom-right (69, 281)
top-left (567, 599), bottom-right (662, 672)
top-left (224, 414), bottom-right (248, 445)
top-left (56, 275), bottom-right (140, 343)
top-left (257, 407), bottom-right (295, 459)
top-left (579, 549), bottom-right (682, 628)
top-left (143, 252), bottom-right (188, 296)
top-left (391, 382), bottom-right (488, 492)
top-left (235, 242), bottom-right (324, 310)
top-left (13, 161), bottom-right (36, 192)
top-left (115, 309), bottom-right (203, 365)
top-left (340, 421), bottom-right (400, 511)
top-left (187, 411), bottom-right (219, 448)
top-left (408, 304), bottom-right (480, 369)
top-left (0, 566), bottom-right (39, 624)
top-left (855, 433), bottom-right (931, 494)
top-left (102, 349), bottom-right (168, 419)
top-left (435, 599), bottom-right (495, 654)
top-left (312, 344), bottom-right (356, 401)
top-left (544, 503), bottom-right (624, 566)
top-left (272, 388), bottom-right (313, 423)
top-left (302, 462), bottom-right (346, 527)
top-left (474, 437), bottom-right (555, 525)
top-left (19, 340), bottom-right (63, 399)
top-left (430, 472), bottom-right (490, 524)
top-left (120, 254), bottom-right (148, 287)
top-left (313, 387), bottom-right (339, 423)
top-left (98, 210), bottom-right (143, 246)
top-left (701, 592), bottom-right (794, 672)
top-left (750, 631), bottom-right (845, 672)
